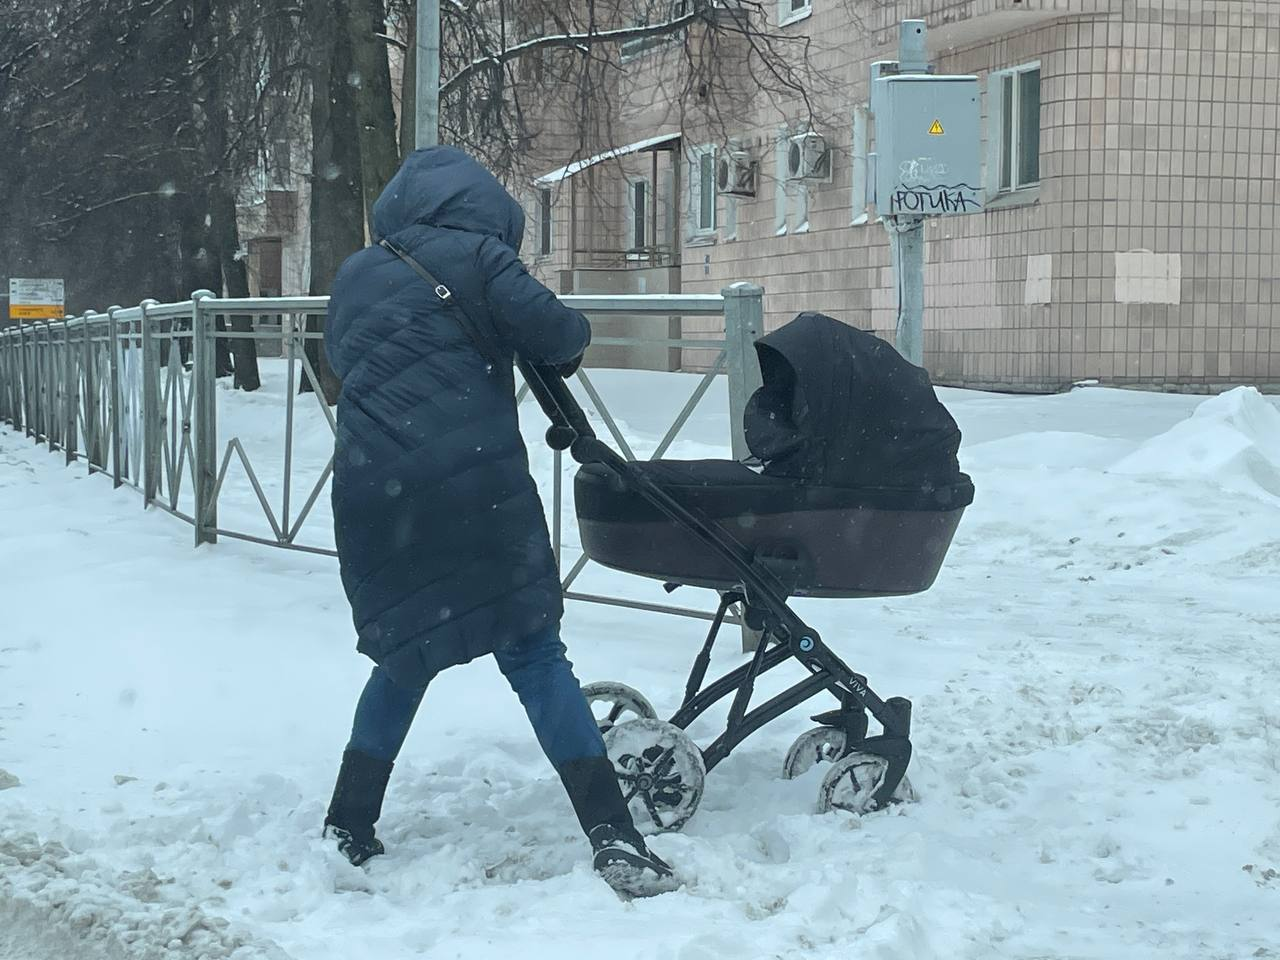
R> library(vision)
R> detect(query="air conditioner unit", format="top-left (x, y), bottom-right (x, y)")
top-left (787, 131), bottom-right (831, 181)
top-left (716, 150), bottom-right (758, 196)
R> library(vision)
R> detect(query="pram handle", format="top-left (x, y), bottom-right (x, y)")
top-left (518, 358), bottom-right (796, 622)
top-left (517, 359), bottom-right (598, 453)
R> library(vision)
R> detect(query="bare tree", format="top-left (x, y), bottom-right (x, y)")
top-left (0, 0), bottom-right (312, 390)
top-left (416, 0), bottom-right (830, 181)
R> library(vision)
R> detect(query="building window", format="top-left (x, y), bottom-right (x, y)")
top-left (621, 1), bottom-right (691, 60)
top-left (774, 130), bottom-right (789, 235)
top-left (628, 179), bottom-right (649, 252)
top-left (699, 153), bottom-right (715, 230)
top-left (689, 145), bottom-right (716, 236)
top-left (538, 188), bottom-right (553, 256)
top-left (996, 64), bottom-right (1041, 192)
top-left (781, 0), bottom-right (812, 25)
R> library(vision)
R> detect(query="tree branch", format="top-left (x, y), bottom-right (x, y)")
top-left (440, 7), bottom-right (707, 98)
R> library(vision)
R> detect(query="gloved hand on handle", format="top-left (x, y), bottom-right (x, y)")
top-left (557, 353), bottom-right (585, 379)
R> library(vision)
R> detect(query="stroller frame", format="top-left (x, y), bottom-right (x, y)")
top-left (522, 362), bottom-right (914, 811)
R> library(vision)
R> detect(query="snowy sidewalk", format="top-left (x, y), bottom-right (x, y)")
top-left (2, 375), bottom-right (1280, 959)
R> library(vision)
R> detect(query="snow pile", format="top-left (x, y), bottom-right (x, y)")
top-left (1111, 386), bottom-right (1280, 499)
top-left (4, 371), bottom-right (1280, 959)
top-left (0, 832), bottom-right (289, 960)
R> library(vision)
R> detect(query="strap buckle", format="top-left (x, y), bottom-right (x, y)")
top-left (433, 284), bottom-right (452, 301)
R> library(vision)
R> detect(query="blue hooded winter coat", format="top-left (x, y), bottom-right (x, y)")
top-left (325, 147), bottom-right (591, 689)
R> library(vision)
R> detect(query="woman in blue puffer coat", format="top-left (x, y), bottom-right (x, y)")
top-left (321, 146), bottom-right (674, 897)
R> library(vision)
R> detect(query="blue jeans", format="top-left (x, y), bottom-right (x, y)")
top-left (346, 623), bottom-right (606, 769)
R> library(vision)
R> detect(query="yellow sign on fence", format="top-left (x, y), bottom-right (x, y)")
top-left (8, 278), bottom-right (65, 321)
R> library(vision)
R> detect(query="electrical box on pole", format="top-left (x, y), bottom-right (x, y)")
top-left (868, 21), bottom-right (983, 366)
top-left (871, 76), bottom-right (982, 217)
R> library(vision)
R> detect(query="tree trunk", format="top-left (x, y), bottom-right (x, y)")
top-left (303, 0), bottom-right (364, 403)
top-left (176, 186), bottom-right (226, 368)
top-left (350, 0), bottom-right (401, 236)
top-left (212, 178), bottom-right (261, 392)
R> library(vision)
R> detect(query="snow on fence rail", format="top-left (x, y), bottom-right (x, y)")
top-left (0, 287), bottom-right (765, 625)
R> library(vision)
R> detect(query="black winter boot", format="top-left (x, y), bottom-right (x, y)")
top-left (558, 756), bottom-right (679, 898)
top-left (323, 749), bottom-right (394, 866)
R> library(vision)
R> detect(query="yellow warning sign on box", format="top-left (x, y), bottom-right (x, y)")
top-left (928, 119), bottom-right (945, 136)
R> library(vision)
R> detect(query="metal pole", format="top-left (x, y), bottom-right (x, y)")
top-left (283, 314), bottom-right (297, 537)
top-left (721, 282), bottom-right (766, 653)
top-left (35, 323), bottom-right (46, 443)
top-left (44, 322), bottom-right (55, 447)
top-left (63, 319), bottom-right (78, 464)
top-left (107, 306), bottom-right (123, 488)
top-left (721, 282), bottom-right (764, 462)
top-left (81, 311), bottom-right (98, 471)
top-left (415, 0), bottom-right (439, 148)
top-left (6, 332), bottom-right (12, 425)
top-left (141, 300), bottom-right (162, 507)
top-left (0, 332), bottom-right (9, 426)
top-left (888, 20), bottom-right (928, 368)
top-left (889, 219), bottom-right (925, 366)
top-left (0, 333), bottom-right (7, 425)
top-left (19, 322), bottom-right (30, 436)
top-left (33, 322), bottom-right (45, 443)
top-left (190, 290), bottom-right (218, 546)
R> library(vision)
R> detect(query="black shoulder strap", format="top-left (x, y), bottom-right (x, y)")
top-left (379, 237), bottom-right (505, 365)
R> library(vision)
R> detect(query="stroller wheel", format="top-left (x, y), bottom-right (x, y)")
top-left (604, 718), bottom-right (706, 834)
top-left (817, 751), bottom-right (891, 815)
top-left (782, 727), bottom-right (848, 780)
top-left (581, 681), bottom-right (658, 735)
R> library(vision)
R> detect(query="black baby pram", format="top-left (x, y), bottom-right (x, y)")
top-left (523, 312), bottom-right (974, 832)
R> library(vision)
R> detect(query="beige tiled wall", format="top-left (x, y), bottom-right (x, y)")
top-left (528, 0), bottom-right (1280, 391)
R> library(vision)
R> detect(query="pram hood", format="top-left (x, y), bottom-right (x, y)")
top-left (743, 312), bottom-right (965, 494)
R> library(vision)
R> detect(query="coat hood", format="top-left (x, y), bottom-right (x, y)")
top-left (372, 146), bottom-right (525, 253)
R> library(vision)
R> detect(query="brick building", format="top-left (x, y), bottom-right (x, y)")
top-left (521, 0), bottom-right (1280, 391)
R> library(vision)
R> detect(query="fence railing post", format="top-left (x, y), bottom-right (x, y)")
top-left (36, 322), bottom-right (47, 443)
top-left (1, 332), bottom-right (8, 425)
top-left (1, 333), bottom-right (9, 426)
top-left (81, 312), bottom-right (100, 472)
top-left (19, 322), bottom-right (30, 437)
top-left (191, 290), bottom-right (218, 546)
top-left (107, 306), bottom-right (123, 488)
top-left (34, 322), bottom-right (45, 442)
top-left (722, 282), bottom-right (765, 462)
top-left (0, 332), bottom-right (9, 426)
top-left (62, 319), bottom-right (78, 465)
top-left (45, 321), bottom-right (56, 447)
top-left (140, 300), bottom-right (161, 507)
top-left (722, 282), bottom-right (766, 652)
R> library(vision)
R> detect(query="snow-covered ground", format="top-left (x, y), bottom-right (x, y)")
top-left (2, 365), bottom-right (1279, 960)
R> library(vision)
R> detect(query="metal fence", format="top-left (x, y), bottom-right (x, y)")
top-left (0, 286), bottom-right (764, 625)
